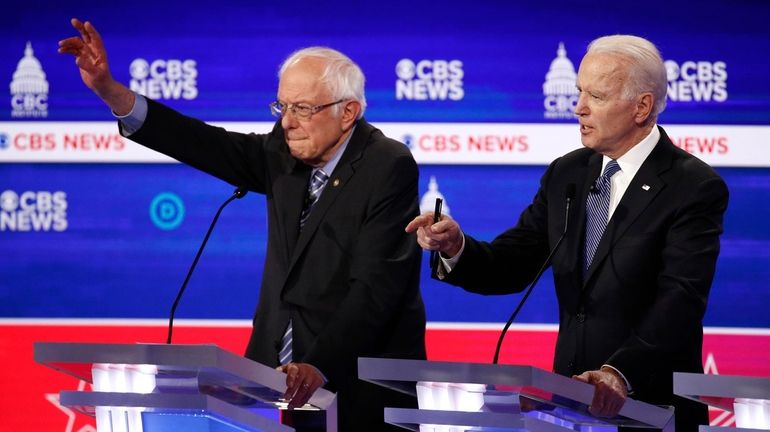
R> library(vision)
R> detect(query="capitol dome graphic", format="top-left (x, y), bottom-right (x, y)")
top-left (420, 176), bottom-right (451, 216)
top-left (10, 41), bottom-right (49, 118)
top-left (542, 42), bottom-right (578, 119)
top-left (11, 42), bottom-right (48, 94)
top-left (543, 42), bottom-right (578, 96)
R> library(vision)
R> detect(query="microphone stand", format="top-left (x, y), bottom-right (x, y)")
top-left (166, 187), bottom-right (247, 344)
top-left (492, 185), bottom-right (575, 364)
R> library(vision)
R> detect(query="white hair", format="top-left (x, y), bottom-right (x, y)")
top-left (278, 47), bottom-right (367, 119)
top-left (587, 35), bottom-right (668, 119)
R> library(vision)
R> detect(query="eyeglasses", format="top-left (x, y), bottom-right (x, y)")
top-left (269, 99), bottom-right (346, 119)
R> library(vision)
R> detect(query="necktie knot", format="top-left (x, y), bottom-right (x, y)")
top-left (602, 160), bottom-right (621, 179)
top-left (310, 169), bottom-right (329, 191)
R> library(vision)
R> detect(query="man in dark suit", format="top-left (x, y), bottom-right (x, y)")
top-left (60, 19), bottom-right (426, 431)
top-left (407, 35), bottom-right (728, 431)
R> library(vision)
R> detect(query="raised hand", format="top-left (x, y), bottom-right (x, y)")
top-left (58, 18), bottom-right (134, 115)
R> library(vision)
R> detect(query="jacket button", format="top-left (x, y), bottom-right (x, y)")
top-left (576, 313), bottom-right (585, 323)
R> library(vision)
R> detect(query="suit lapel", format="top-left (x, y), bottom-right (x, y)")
top-left (273, 161), bottom-right (311, 260)
top-left (583, 130), bottom-right (674, 285)
top-left (565, 152), bottom-right (601, 276)
top-left (287, 121), bottom-right (369, 272)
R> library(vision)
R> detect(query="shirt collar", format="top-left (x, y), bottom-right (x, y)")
top-left (602, 125), bottom-right (660, 177)
top-left (317, 124), bottom-right (356, 176)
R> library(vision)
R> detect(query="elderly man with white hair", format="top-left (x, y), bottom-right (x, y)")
top-left (61, 18), bottom-right (426, 432)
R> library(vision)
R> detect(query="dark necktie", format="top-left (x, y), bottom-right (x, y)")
top-left (299, 169), bottom-right (329, 229)
top-left (584, 160), bottom-right (621, 271)
top-left (280, 169), bottom-right (330, 364)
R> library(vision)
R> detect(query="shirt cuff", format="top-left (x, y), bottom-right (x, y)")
top-left (115, 93), bottom-right (147, 136)
top-left (601, 364), bottom-right (632, 392)
top-left (440, 233), bottom-right (465, 273)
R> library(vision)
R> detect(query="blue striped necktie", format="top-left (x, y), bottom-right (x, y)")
top-left (584, 160), bottom-right (621, 272)
top-left (299, 169), bottom-right (329, 229)
top-left (279, 169), bottom-right (330, 365)
top-left (279, 320), bottom-right (293, 365)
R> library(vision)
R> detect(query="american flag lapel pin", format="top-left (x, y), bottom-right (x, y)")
top-left (642, 184), bottom-right (651, 191)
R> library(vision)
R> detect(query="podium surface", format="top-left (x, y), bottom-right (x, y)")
top-left (359, 357), bottom-right (673, 432)
top-left (34, 342), bottom-right (336, 432)
top-left (674, 372), bottom-right (770, 431)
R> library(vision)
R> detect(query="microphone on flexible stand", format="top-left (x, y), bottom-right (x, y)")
top-left (166, 187), bottom-right (248, 344)
top-left (492, 183), bottom-right (576, 364)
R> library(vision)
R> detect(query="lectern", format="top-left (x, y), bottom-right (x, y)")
top-left (34, 342), bottom-right (337, 432)
top-left (359, 357), bottom-right (674, 432)
top-left (674, 372), bottom-right (770, 431)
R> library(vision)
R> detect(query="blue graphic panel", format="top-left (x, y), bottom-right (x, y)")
top-left (2, 1), bottom-right (770, 330)
top-left (0, 163), bottom-right (266, 319)
top-left (1, 163), bottom-right (768, 328)
top-left (1, 1), bottom-right (769, 123)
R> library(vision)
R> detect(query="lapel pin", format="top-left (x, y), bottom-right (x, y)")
top-left (642, 184), bottom-right (651, 191)
top-left (333, 179), bottom-right (340, 187)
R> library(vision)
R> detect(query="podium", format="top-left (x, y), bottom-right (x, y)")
top-left (33, 342), bottom-right (337, 432)
top-left (674, 372), bottom-right (770, 431)
top-left (359, 358), bottom-right (674, 432)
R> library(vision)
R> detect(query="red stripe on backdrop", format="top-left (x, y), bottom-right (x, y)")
top-left (426, 326), bottom-right (557, 369)
top-left (1, 321), bottom-right (769, 431)
top-left (0, 322), bottom-right (252, 432)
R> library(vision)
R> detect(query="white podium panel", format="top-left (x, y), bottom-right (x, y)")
top-left (359, 358), bottom-right (673, 432)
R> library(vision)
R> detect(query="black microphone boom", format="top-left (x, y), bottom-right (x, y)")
top-left (166, 187), bottom-right (248, 344)
top-left (492, 183), bottom-right (576, 364)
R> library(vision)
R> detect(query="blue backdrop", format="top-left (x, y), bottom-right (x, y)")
top-left (2, 1), bottom-right (769, 329)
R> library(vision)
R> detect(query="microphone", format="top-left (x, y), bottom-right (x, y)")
top-left (492, 183), bottom-right (576, 364)
top-left (166, 187), bottom-right (248, 344)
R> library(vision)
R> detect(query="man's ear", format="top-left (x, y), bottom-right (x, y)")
top-left (341, 100), bottom-right (362, 130)
top-left (635, 92), bottom-right (654, 125)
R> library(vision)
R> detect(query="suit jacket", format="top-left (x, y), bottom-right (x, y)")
top-left (128, 99), bottom-right (427, 431)
top-left (445, 127), bottom-right (728, 431)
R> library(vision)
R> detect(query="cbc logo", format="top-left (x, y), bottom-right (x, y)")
top-left (149, 192), bottom-right (185, 230)
top-left (395, 58), bottom-right (464, 101)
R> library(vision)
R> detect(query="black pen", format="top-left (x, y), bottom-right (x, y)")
top-left (429, 198), bottom-right (443, 277)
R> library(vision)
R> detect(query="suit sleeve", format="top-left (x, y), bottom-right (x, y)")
top-left (301, 152), bottom-right (423, 386)
top-left (444, 160), bottom-right (556, 294)
top-left (125, 98), bottom-right (274, 193)
top-left (607, 172), bottom-right (728, 390)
